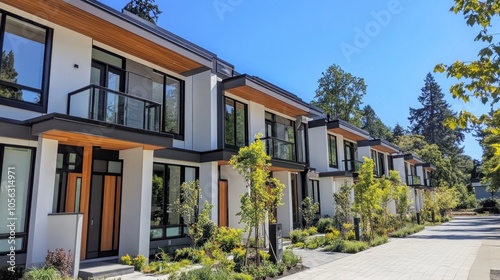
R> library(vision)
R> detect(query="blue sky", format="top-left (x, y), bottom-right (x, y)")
top-left (103, 0), bottom-right (487, 160)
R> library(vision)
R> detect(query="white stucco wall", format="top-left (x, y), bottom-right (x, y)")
top-left (307, 126), bottom-right (328, 172)
top-left (119, 148), bottom-right (153, 258)
top-left (220, 165), bottom-right (247, 231)
top-left (274, 171), bottom-right (293, 237)
top-left (248, 101), bottom-right (266, 140)
top-left (26, 137), bottom-right (58, 267)
top-left (199, 162), bottom-right (219, 222)
top-left (188, 71), bottom-right (216, 151)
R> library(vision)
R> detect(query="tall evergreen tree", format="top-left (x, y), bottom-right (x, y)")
top-left (311, 64), bottom-right (366, 127)
top-left (124, 0), bottom-right (162, 24)
top-left (361, 105), bottom-right (393, 141)
top-left (392, 123), bottom-right (406, 139)
top-left (408, 73), bottom-right (464, 157)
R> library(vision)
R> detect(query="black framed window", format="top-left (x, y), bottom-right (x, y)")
top-left (265, 112), bottom-right (296, 161)
top-left (0, 10), bottom-right (53, 112)
top-left (225, 97), bottom-right (247, 148)
top-left (150, 163), bottom-right (198, 240)
top-left (344, 141), bottom-right (358, 171)
top-left (328, 134), bottom-right (338, 168)
top-left (308, 180), bottom-right (320, 217)
top-left (0, 145), bottom-right (35, 254)
top-left (291, 173), bottom-right (299, 223)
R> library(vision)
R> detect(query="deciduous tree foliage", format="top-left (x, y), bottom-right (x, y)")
top-left (229, 134), bottom-right (285, 266)
top-left (124, 0), bottom-right (162, 24)
top-left (311, 64), bottom-right (366, 127)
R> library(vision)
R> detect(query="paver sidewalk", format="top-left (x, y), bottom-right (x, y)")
top-left (283, 216), bottom-right (500, 280)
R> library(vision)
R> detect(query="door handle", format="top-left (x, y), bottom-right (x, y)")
top-left (91, 218), bottom-right (94, 226)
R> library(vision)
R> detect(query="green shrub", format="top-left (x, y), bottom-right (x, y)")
top-left (45, 248), bottom-right (73, 277)
top-left (215, 227), bottom-right (243, 253)
top-left (316, 217), bottom-right (335, 233)
top-left (121, 254), bottom-right (133, 265)
top-left (345, 229), bottom-right (356, 241)
top-left (24, 267), bottom-right (60, 280)
top-left (282, 249), bottom-right (301, 269)
top-left (173, 266), bottom-right (229, 280)
top-left (233, 273), bottom-right (253, 280)
top-left (175, 247), bottom-right (204, 263)
top-left (232, 247), bottom-right (246, 272)
top-left (390, 223), bottom-right (425, 238)
top-left (323, 239), bottom-right (345, 252)
top-left (341, 241), bottom-right (368, 253)
top-left (0, 266), bottom-right (24, 280)
top-left (133, 254), bottom-right (148, 271)
top-left (290, 229), bottom-right (309, 244)
top-left (307, 226), bottom-right (318, 235)
top-left (370, 235), bottom-right (388, 247)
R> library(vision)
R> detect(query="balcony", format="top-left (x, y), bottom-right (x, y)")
top-left (68, 85), bottom-right (161, 132)
top-left (407, 175), bottom-right (422, 186)
top-left (262, 137), bottom-right (296, 162)
top-left (424, 178), bottom-right (436, 188)
top-left (343, 159), bottom-right (362, 173)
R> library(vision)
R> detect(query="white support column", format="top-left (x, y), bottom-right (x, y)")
top-left (199, 161), bottom-right (218, 221)
top-left (119, 147), bottom-right (153, 258)
top-left (274, 171), bottom-right (293, 237)
top-left (26, 137), bottom-right (59, 267)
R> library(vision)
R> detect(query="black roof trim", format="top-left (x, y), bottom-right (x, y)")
top-left (416, 162), bottom-right (437, 170)
top-left (0, 117), bottom-right (36, 141)
top-left (222, 74), bottom-right (310, 108)
top-left (155, 148), bottom-right (201, 162)
top-left (319, 171), bottom-right (356, 178)
top-left (326, 119), bottom-right (371, 137)
top-left (81, 0), bottom-right (216, 62)
top-left (308, 118), bottom-right (327, 128)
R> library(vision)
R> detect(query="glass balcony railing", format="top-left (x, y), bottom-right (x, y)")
top-left (67, 85), bottom-right (161, 132)
top-left (343, 159), bottom-right (362, 173)
top-left (407, 175), bottom-right (422, 186)
top-left (261, 137), bottom-right (296, 162)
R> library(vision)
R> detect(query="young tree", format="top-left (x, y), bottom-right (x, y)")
top-left (172, 180), bottom-right (216, 247)
top-left (361, 105), bottom-right (393, 141)
top-left (333, 181), bottom-right (353, 234)
top-left (434, 185), bottom-right (459, 218)
top-left (352, 157), bottom-right (381, 240)
top-left (124, 0), bottom-right (162, 24)
top-left (301, 197), bottom-right (319, 229)
top-left (229, 134), bottom-right (285, 266)
top-left (391, 171), bottom-right (413, 221)
top-left (311, 64), bottom-right (366, 127)
top-left (408, 73), bottom-right (464, 157)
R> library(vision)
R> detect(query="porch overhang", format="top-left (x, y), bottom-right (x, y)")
top-left (308, 118), bottom-right (371, 141)
top-left (417, 162), bottom-right (437, 171)
top-left (357, 139), bottom-right (400, 154)
top-left (28, 114), bottom-right (171, 150)
top-left (403, 154), bottom-right (423, 165)
top-left (222, 75), bottom-right (309, 117)
top-left (319, 171), bottom-right (357, 178)
top-left (2, 0), bottom-right (213, 75)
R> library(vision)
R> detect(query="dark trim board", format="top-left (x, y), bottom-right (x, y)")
top-left (0, 118), bottom-right (36, 140)
top-left (155, 148), bottom-right (201, 162)
top-left (28, 114), bottom-right (173, 149)
top-left (319, 171), bottom-right (357, 178)
top-left (201, 149), bottom-right (237, 163)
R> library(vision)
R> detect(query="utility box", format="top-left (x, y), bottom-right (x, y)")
top-left (269, 223), bottom-right (283, 263)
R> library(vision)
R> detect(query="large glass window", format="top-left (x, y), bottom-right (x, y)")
top-left (0, 145), bottom-right (34, 254)
top-left (265, 112), bottom-right (296, 161)
top-left (225, 97), bottom-right (247, 148)
top-left (344, 141), bottom-right (358, 171)
top-left (0, 11), bottom-right (52, 111)
top-left (328, 135), bottom-right (338, 168)
top-left (151, 163), bottom-right (198, 240)
top-left (308, 180), bottom-right (320, 217)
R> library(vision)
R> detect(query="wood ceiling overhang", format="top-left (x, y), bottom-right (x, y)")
top-left (2, 0), bottom-right (212, 75)
top-left (223, 76), bottom-right (309, 117)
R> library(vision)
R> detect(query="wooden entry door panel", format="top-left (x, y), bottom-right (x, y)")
top-left (218, 180), bottom-right (228, 227)
top-left (87, 174), bottom-right (121, 259)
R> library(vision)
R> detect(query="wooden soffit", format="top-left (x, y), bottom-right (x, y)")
top-left (328, 127), bottom-right (369, 142)
top-left (4, 0), bottom-right (207, 74)
top-left (42, 130), bottom-right (164, 151)
top-left (223, 76), bottom-right (309, 117)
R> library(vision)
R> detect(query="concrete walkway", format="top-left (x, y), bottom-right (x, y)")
top-left (283, 216), bottom-right (500, 280)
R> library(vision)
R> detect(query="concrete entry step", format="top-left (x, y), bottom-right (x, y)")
top-left (78, 261), bottom-right (134, 280)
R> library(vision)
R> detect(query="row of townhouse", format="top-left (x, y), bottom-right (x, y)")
top-left (0, 0), bottom-right (436, 276)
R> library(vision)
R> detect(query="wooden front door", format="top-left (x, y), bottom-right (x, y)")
top-left (218, 180), bottom-right (228, 227)
top-left (86, 174), bottom-right (122, 259)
